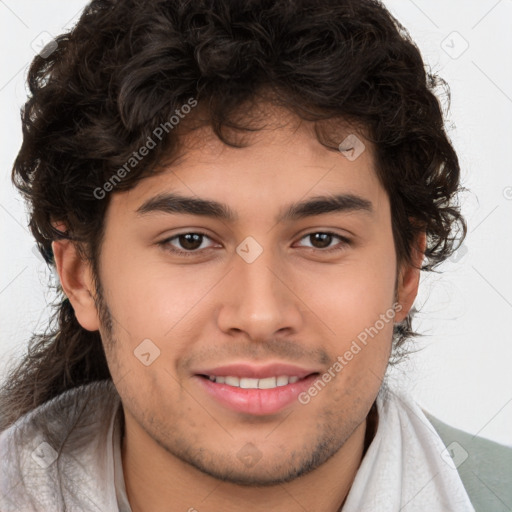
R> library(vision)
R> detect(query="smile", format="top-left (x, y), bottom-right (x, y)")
top-left (206, 375), bottom-right (301, 389)
top-left (194, 364), bottom-right (320, 415)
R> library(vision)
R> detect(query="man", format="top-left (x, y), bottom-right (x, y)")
top-left (1, 0), bottom-right (510, 510)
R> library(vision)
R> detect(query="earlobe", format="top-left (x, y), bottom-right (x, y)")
top-left (51, 239), bottom-right (101, 332)
top-left (394, 232), bottom-right (426, 323)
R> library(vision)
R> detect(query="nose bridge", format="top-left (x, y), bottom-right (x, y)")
top-left (236, 243), bottom-right (285, 319)
top-left (241, 250), bottom-right (280, 307)
top-left (217, 238), bottom-right (302, 340)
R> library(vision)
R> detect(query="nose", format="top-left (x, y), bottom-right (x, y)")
top-left (216, 243), bottom-right (304, 343)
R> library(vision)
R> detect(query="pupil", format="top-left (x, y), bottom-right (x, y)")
top-left (177, 233), bottom-right (332, 251)
top-left (312, 233), bottom-right (331, 248)
top-left (180, 233), bottom-right (202, 250)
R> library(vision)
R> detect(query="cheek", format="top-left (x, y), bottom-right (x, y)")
top-left (97, 253), bottom-right (232, 390)
top-left (297, 244), bottom-right (397, 339)
top-left (100, 244), bottom-right (217, 337)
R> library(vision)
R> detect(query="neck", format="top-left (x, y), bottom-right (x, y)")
top-left (121, 404), bottom-right (378, 512)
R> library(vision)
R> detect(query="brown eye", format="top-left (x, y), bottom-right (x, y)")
top-left (296, 232), bottom-right (351, 253)
top-left (160, 232), bottom-right (216, 256)
top-left (308, 233), bottom-right (333, 249)
top-left (177, 233), bottom-right (204, 251)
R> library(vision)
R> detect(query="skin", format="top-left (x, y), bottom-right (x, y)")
top-left (53, 107), bottom-right (424, 512)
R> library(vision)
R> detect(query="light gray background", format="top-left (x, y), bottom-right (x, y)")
top-left (1, 0), bottom-right (511, 445)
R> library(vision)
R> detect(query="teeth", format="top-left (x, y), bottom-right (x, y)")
top-left (225, 376), bottom-right (240, 386)
top-left (208, 375), bottom-right (301, 389)
top-left (276, 376), bottom-right (289, 386)
top-left (240, 378), bottom-right (259, 389)
top-left (258, 377), bottom-right (276, 389)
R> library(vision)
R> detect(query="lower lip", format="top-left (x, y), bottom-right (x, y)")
top-left (194, 374), bottom-right (318, 415)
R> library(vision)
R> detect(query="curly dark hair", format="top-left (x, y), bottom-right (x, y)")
top-left (1, 0), bottom-right (466, 430)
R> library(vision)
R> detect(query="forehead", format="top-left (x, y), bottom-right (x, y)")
top-left (108, 107), bottom-right (387, 221)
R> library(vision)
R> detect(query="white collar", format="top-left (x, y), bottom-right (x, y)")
top-left (111, 382), bottom-right (474, 512)
top-left (341, 384), bottom-right (475, 511)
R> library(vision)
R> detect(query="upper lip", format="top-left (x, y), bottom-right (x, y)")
top-left (194, 362), bottom-right (319, 379)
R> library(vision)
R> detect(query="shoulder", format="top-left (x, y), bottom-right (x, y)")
top-left (0, 379), bottom-right (120, 512)
top-left (423, 410), bottom-right (512, 512)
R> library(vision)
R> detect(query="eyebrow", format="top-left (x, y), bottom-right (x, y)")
top-left (136, 192), bottom-right (373, 223)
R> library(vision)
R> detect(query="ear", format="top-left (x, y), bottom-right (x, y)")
top-left (394, 231), bottom-right (426, 323)
top-left (52, 236), bottom-right (101, 332)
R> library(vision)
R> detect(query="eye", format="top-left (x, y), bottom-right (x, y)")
top-left (159, 232), bottom-right (218, 256)
top-left (158, 230), bottom-right (351, 258)
top-left (296, 232), bottom-right (351, 253)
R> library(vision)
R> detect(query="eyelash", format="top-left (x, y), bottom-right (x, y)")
top-left (158, 231), bottom-right (351, 257)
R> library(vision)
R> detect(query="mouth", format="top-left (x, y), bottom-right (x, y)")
top-left (193, 363), bottom-right (321, 415)
top-left (202, 375), bottom-right (303, 388)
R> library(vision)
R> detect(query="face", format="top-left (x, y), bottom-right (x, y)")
top-left (82, 109), bottom-right (411, 485)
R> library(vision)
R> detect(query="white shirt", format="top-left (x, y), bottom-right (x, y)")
top-left (0, 380), bottom-right (474, 511)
